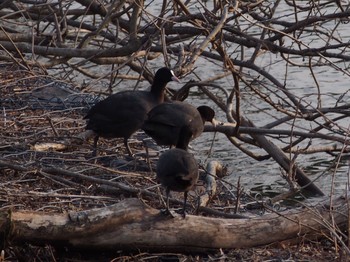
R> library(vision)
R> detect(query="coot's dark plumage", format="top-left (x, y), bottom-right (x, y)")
top-left (142, 101), bottom-right (215, 149)
top-left (156, 126), bottom-right (199, 217)
top-left (156, 147), bottom-right (199, 217)
top-left (84, 67), bottom-right (180, 156)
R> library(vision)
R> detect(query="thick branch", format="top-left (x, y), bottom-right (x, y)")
top-left (0, 37), bottom-right (148, 58)
top-left (4, 195), bottom-right (348, 252)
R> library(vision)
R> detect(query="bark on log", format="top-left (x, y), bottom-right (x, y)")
top-left (4, 195), bottom-right (348, 253)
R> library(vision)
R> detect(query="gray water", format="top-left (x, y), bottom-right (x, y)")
top-left (67, 1), bottom-right (350, 199)
top-left (171, 2), bottom-right (350, 198)
top-left (186, 60), bottom-right (350, 198)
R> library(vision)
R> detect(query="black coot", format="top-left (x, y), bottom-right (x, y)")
top-left (84, 67), bottom-right (180, 156)
top-left (142, 101), bottom-right (215, 149)
top-left (156, 126), bottom-right (199, 217)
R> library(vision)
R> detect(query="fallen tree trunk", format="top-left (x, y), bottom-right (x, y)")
top-left (4, 195), bottom-right (348, 253)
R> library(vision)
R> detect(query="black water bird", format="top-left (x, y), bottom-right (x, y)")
top-left (84, 67), bottom-right (180, 156)
top-left (156, 125), bottom-right (199, 217)
top-left (142, 101), bottom-right (215, 149)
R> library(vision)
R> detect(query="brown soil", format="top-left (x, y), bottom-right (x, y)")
top-left (0, 63), bottom-right (347, 261)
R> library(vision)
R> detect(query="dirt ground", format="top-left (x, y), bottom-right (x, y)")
top-left (0, 63), bottom-right (347, 261)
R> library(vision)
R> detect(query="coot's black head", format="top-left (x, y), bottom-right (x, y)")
top-left (151, 67), bottom-right (180, 91)
top-left (197, 106), bottom-right (215, 123)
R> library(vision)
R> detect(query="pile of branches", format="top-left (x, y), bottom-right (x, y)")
top-left (0, 63), bottom-right (255, 216)
top-left (0, 1), bottom-right (349, 189)
top-left (0, 64), bottom-right (281, 260)
top-left (1, 0), bottom-right (350, 260)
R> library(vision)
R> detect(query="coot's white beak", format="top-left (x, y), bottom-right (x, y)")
top-left (170, 70), bottom-right (181, 83)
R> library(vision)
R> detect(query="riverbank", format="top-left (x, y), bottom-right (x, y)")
top-left (0, 63), bottom-right (345, 261)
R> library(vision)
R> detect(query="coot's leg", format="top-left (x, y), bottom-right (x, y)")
top-left (92, 135), bottom-right (99, 157)
top-left (160, 187), bottom-right (176, 218)
top-left (124, 137), bottom-right (133, 157)
top-left (182, 191), bottom-right (188, 218)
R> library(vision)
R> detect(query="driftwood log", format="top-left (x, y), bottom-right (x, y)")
top-left (3, 194), bottom-right (348, 253)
